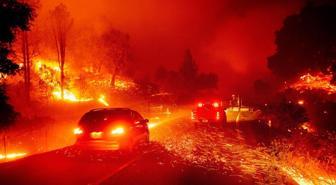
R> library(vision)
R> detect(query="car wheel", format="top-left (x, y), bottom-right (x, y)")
top-left (133, 134), bottom-right (150, 153)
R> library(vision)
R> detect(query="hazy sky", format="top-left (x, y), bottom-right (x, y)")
top-left (39, 0), bottom-right (303, 93)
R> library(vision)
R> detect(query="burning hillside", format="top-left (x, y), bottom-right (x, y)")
top-left (290, 73), bottom-right (336, 95)
top-left (31, 58), bottom-right (136, 106)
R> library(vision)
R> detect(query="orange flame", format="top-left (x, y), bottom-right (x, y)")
top-left (97, 94), bottom-right (109, 106)
top-left (32, 58), bottom-right (115, 106)
top-left (52, 89), bottom-right (93, 102)
top-left (0, 152), bottom-right (27, 161)
top-left (290, 73), bottom-right (336, 94)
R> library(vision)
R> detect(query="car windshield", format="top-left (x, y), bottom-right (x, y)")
top-left (79, 110), bottom-right (132, 129)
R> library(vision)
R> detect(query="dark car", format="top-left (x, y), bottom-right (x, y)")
top-left (74, 108), bottom-right (149, 152)
top-left (191, 100), bottom-right (227, 125)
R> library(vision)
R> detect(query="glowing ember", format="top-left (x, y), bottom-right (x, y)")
top-left (290, 73), bottom-right (336, 94)
top-left (298, 99), bottom-right (305, 105)
top-left (0, 152), bottom-right (27, 161)
top-left (281, 166), bottom-right (336, 185)
top-left (300, 122), bottom-right (316, 133)
top-left (281, 167), bottom-right (314, 185)
top-left (52, 89), bottom-right (93, 102)
top-left (151, 117), bottom-right (335, 185)
top-left (115, 79), bottom-right (134, 90)
top-left (97, 95), bottom-right (109, 106)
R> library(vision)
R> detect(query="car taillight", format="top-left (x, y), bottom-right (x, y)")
top-left (197, 102), bottom-right (203, 107)
top-left (216, 112), bottom-right (220, 120)
top-left (213, 102), bottom-right (219, 108)
top-left (111, 127), bottom-right (125, 135)
top-left (73, 127), bottom-right (83, 135)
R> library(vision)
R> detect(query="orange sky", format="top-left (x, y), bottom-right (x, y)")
top-left (37, 0), bottom-right (303, 93)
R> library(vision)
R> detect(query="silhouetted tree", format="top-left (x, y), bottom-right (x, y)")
top-left (331, 63), bottom-right (336, 84)
top-left (0, 0), bottom-right (33, 120)
top-left (0, 86), bottom-right (18, 128)
top-left (180, 49), bottom-right (198, 85)
top-left (18, 0), bottom-right (40, 105)
top-left (197, 73), bottom-right (218, 89)
top-left (1, 0), bottom-right (32, 76)
top-left (0, 0), bottom-right (34, 155)
top-left (101, 28), bottom-right (130, 88)
top-left (50, 3), bottom-right (73, 99)
top-left (154, 50), bottom-right (219, 103)
top-left (268, 1), bottom-right (336, 80)
top-left (154, 65), bottom-right (168, 82)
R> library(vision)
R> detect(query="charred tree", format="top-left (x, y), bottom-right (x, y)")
top-left (50, 4), bottom-right (73, 99)
top-left (101, 28), bottom-right (130, 88)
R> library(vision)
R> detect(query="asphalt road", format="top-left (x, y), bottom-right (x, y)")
top-left (0, 117), bottom-right (296, 185)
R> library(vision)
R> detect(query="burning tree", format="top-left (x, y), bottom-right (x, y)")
top-left (49, 4), bottom-right (73, 99)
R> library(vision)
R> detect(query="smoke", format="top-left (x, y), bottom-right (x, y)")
top-left (37, 0), bottom-right (303, 94)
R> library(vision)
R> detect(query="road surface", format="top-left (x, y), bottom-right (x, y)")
top-left (0, 116), bottom-right (296, 185)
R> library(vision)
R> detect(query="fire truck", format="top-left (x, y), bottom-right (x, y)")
top-left (191, 100), bottom-right (227, 125)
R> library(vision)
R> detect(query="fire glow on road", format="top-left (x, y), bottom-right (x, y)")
top-left (0, 152), bottom-right (27, 161)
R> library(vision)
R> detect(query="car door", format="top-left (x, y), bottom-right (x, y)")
top-left (131, 111), bottom-right (148, 140)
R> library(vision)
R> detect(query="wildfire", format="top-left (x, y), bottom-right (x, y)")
top-left (0, 152), bottom-right (27, 161)
top-left (298, 99), bottom-right (305, 105)
top-left (300, 122), bottom-right (316, 133)
top-left (282, 166), bottom-right (336, 185)
top-left (97, 95), bottom-right (109, 106)
top-left (32, 58), bottom-right (135, 106)
top-left (115, 79), bottom-right (135, 90)
top-left (52, 89), bottom-right (93, 102)
top-left (34, 59), bottom-right (60, 72)
top-left (290, 73), bottom-right (336, 94)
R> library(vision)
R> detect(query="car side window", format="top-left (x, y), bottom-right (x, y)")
top-left (132, 111), bottom-right (143, 121)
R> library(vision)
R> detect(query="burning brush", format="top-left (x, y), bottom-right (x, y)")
top-left (290, 73), bottom-right (336, 94)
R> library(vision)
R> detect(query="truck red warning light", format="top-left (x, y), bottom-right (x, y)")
top-left (191, 100), bottom-right (227, 125)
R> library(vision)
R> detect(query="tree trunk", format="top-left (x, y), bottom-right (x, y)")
top-left (59, 36), bottom-right (66, 99)
top-left (60, 65), bottom-right (64, 99)
top-left (2, 133), bottom-right (7, 159)
top-left (22, 31), bottom-right (31, 104)
top-left (110, 66), bottom-right (119, 88)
